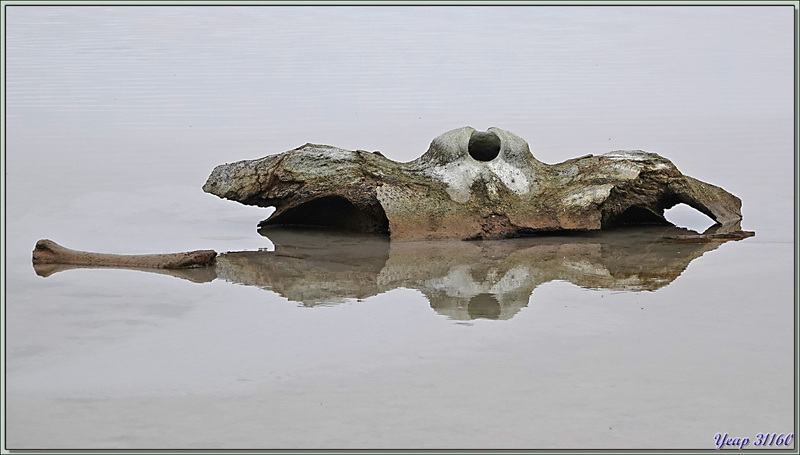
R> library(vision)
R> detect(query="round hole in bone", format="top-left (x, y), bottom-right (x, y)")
top-left (468, 131), bottom-right (501, 162)
top-left (467, 293), bottom-right (502, 319)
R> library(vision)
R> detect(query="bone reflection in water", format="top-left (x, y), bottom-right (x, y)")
top-left (216, 229), bottom-right (390, 305)
top-left (33, 261), bottom-right (219, 283)
top-left (213, 225), bottom-right (730, 320)
top-left (33, 226), bottom-right (736, 321)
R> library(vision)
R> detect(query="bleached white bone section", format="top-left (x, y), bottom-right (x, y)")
top-left (488, 266), bottom-right (531, 294)
top-left (604, 150), bottom-right (671, 172)
top-left (603, 150), bottom-right (651, 161)
top-left (429, 157), bottom-right (531, 203)
top-left (486, 160), bottom-right (531, 194)
top-left (563, 184), bottom-right (614, 208)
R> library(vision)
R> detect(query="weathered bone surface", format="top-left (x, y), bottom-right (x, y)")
top-left (32, 239), bottom-right (217, 270)
top-left (203, 126), bottom-right (752, 241)
top-left (35, 227), bottom-right (741, 321)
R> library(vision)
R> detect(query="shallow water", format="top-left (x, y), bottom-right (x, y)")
top-left (4, 5), bottom-right (795, 450)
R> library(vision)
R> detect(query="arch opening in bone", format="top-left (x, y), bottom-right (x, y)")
top-left (663, 203), bottom-right (716, 232)
top-left (468, 131), bottom-right (501, 162)
top-left (262, 195), bottom-right (389, 234)
top-left (467, 293), bottom-right (502, 319)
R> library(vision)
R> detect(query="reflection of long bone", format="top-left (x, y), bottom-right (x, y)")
top-left (30, 227), bottom-right (747, 321)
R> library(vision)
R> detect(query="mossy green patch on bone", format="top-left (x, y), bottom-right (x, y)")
top-left (203, 126), bottom-right (752, 241)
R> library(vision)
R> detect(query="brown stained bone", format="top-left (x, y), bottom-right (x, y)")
top-left (32, 239), bottom-right (217, 270)
top-left (663, 232), bottom-right (756, 242)
top-left (660, 221), bottom-right (755, 242)
top-left (202, 126), bottom-right (753, 241)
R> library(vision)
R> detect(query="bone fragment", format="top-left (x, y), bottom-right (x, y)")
top-left (32, 239), bottom-right (216, 270)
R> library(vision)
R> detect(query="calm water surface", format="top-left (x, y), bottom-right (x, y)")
top-left (4, 5), bottom-right (795, 449)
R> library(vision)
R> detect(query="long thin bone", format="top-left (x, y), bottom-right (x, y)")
top-left (32, 239), bottom-right (217, 269)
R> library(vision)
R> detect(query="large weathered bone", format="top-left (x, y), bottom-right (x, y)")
top-left (32, 239), bottom-right (217, 270)
top-left (203, 127), bottom-right (752, 241)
